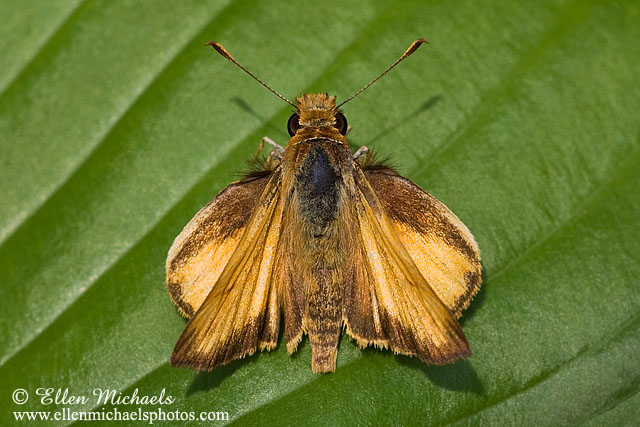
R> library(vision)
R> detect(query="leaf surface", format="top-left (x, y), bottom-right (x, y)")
top-left (1, 0), bottom-right (639, 425)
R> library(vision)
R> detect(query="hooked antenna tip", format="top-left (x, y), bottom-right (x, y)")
top-left (205, 41), bottom-right (233, 60)
top-left (404, 38), bottom-right (429, 58)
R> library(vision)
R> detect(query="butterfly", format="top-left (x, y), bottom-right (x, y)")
top-left (167, 39), bottom-right (481, 373)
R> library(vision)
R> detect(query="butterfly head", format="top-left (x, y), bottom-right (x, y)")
top-left (287, 93), bottom-right (348, 137)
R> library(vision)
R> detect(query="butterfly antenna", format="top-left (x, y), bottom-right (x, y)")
top-left (206, 41), bottom-right (297, 108)
top-left (337, 39), bottom-right (429, 108)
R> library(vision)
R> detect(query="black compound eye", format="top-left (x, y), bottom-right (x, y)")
top-left (334, 112), bottom-right (348, 135)
top-left (287, 113), bottom-right (300, 136)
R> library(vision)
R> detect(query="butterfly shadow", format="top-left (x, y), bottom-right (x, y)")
top-left (460, 265), bottom-right (488, 325)
top-left (186, 359), bottom-right (244, 396)
top-left (231, 97), bottom-right (289, 137)
top-left (397, 356), bottom-right (485, 395)
top-left (359, 95), bottom-right (442, 148)
top-left (411, 266), bottom-right (489, 394)
top-left (396, 265), bottom-right (488, 394)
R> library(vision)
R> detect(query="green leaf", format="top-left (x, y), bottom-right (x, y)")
top-left (1, 0), bottom-right (639, 425)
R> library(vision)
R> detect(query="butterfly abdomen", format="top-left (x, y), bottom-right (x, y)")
top-left (304, 266), bottom-right (343, 373)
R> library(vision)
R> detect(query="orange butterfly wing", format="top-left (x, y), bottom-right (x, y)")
top-left (167, 170), bottom-right (284, 370)
top-left (364, 167), bottom-right (481, 316)
top-left (343, 165), bottom-right (479, 364)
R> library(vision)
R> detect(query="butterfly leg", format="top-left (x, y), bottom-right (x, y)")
top-left (259, 136), bottom-right (285, 159)
top-left (352, 145), bottom-right (369, 160)
top-left (252, 136), bottom-right (285, 170)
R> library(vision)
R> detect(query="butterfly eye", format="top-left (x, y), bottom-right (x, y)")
top-left (334, 112), bottom-right (348, 135)
top-left (287, 113), bottom-right (300, 136)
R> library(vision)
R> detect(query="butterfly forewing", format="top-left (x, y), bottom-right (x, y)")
top-left (342, 165), bottom-right (472, 364)
top-left (169, 170), bottom-right (284, 371)
top-left (364, 167), bottom-right (481, 317)
top-left (166, 174), bottom-right (271, 318)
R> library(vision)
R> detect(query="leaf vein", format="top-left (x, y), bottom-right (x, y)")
top-left (0, 0), bottom-right (86, 96)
